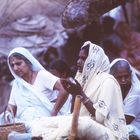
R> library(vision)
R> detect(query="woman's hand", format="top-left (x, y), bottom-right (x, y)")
top-left (60, 78), bottom-right (83, 96)
top-left (4, 111), bottom-right (13, 123)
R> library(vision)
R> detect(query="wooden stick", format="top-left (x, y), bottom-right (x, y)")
top-left (68, 95), bottom-right (81, 140)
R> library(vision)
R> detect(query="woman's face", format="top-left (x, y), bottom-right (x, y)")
top-left (9, 56), bottom-right (31, 78)
top-left (77, 49), bottom-right (88, 73)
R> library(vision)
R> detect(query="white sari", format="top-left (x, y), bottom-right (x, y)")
top-left (7, 47), bottom-right (69, 131)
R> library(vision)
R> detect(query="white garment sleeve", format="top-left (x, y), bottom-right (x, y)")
top-left (124, 96), bottom-right (140, 118)
top-left (36, 70), bottom-right (59, 90)
top-left (8, 81), bottom-right (16, 106)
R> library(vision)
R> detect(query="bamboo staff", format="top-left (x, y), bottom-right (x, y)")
top-left (68, 95), bottom-right (81, 140)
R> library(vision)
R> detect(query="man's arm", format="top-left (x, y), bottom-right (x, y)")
top-left (51, 79), bottom-right (68, 116)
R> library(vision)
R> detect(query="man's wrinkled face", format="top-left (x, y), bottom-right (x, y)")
top-left (77, 49), bottom-right (88, 73)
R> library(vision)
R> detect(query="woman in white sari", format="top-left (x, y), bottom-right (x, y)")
top-left (31, 41), bottom-right (128, 140)
top-left (110, 58), bottom-right (140, 139)
top-left (6, 47), bottom-right (69, 132)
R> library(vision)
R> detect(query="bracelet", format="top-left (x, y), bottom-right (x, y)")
top-left (83, 98), bottom-right (90, 105)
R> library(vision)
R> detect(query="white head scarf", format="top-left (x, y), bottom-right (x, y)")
top-left (8, 47), bottom-right (45, 79)
top-left (7, 47), bottom-right (50, 90)
top-left (110, 58), bottom-right (140, 98)
top-left (75, 41), bottom-right (110, 90)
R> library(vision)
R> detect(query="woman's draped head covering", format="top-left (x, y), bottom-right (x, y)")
top-left (110, 58), bottom-right (140, 97)
top-left (7, 47), bottom-right (45, 81)
top-left (76, 41), bottom-right (110, 89)
top-left (7, 47), bottom-right (57, 118)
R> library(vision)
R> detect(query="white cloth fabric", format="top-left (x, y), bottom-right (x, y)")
top-left (75, 41), bottom-right (128, 139)
top-left (31, 41), bottom-right (128, 140)
top-left (9, 70), bottom-right (58, 118)
top-left (110, 58), bottom-right (140, 138)
top-left (45, 89), bottom-right (72, 114)
top-left (32, 116), bottom-right (116, 140)
top-left (0, 110), bottom-right (13, 124)
top-left (124, 96), bottom-right (140, 138)
top-left (7, 47), bottom-right (70, 131)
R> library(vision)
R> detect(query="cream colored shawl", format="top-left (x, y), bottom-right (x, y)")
top-left (75, 41), bottom-right (128, 139)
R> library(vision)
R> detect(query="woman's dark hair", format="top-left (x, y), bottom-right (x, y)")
top-left (9, 53), bottom-right (32, 68)
top-left (81, 43), bottom-right (90, 56)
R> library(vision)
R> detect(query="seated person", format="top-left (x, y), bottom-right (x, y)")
top-left (110, 58), bottom-right (140, 139)
top-left (2, 47), bottom-right (68, 133)
top-left (31, 41), bottom-right (128, 140)
top-left (49, 59), bottom-right (73, 113)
